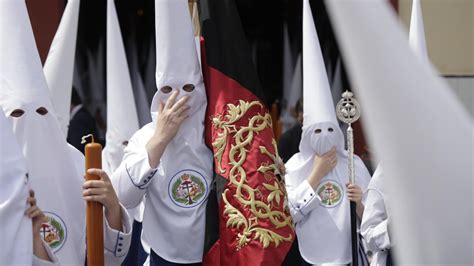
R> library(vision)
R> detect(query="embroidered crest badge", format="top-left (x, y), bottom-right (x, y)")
top-left (317, 180), bottom-right (343, 207)
top-left (168, 169), bottom-right (208, 208)
top-left (40, 212), bottom-right (67, 253)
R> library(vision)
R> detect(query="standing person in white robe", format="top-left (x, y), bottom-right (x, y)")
top-left (284, 0), bottom-right (370, 265)
top-left (111, 0), bottom-right (213, 265)
top-left (0, 109), bottom-right (58, 265)
top-left (0, 0), bottom-right (132, 264)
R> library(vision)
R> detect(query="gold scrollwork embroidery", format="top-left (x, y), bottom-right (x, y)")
top-left (212, 100), bottom-right (294, 250)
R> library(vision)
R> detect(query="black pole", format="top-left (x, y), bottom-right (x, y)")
top-left (350, 200), bottom-right (358, 266)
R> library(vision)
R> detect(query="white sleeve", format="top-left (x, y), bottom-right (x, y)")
top-left (32, 240), bottom-right (60, 266)
top-left (360, 188), bottom-right (391, 252)
top-left (104, 204), bottom-right (133, 265)
top-left (111, 129), bottom-right (163, 209)
top-left (286, 179), bottom-right (321, 223)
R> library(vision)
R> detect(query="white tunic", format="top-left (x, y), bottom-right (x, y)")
top-left (112, 120), bottom-right (213, 263)
top-left (361, 166), bottom-right (391, 266)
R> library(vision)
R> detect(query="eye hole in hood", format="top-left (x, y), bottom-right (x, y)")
top-left (10, 109), bottom-right (25, 118)
top-left (160, 86), bottom-right (173, 94)
top-left (183, 84), bottom-right (195, 92)
top-left (36, 107), bottom-right (48, 116)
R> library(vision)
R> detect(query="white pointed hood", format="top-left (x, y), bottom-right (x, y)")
top-left (301, 0), bottom-right (343, 157)
top-left (326, 0), bottom-right (473, 264)
top-left (0, 109), bottom-right (32, 265)
top-left (151, 0), bottom-right (206, 123)
top-left (0, 0), bottom-right (85, 263)
top-left (409, 0), bottom-right (428, 62)
top-left (43, 0), bottom-right (80, 136)
top-left (103, 0), bottom-right (140, 174)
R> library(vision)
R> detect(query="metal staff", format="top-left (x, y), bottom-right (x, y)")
top-left (336, 91), bottom-right (361, 266)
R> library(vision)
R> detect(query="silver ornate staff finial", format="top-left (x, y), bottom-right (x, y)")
top-left (336, 91), bottom-right (361, 124)
top-left (336, 91), bottom-right (361, 184)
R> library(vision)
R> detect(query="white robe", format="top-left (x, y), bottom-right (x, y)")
top-left (361, 166), bottom-right (392, 266)
top-left (112, 118), bottom-right (213, 263)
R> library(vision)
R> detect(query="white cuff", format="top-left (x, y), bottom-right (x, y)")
top-left (104, 204), bottom-right (133, 258)
top-left (124, 146), bottom-right (163, 190)
top-left (367, 219), bottom-right (391, 252)
top-left (288, 180), bottom-right (321, 222)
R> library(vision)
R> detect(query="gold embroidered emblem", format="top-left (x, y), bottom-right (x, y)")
top-left (211, 100), bottom-right (294, 250)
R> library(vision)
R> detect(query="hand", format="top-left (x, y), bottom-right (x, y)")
top-left (152, 91), bottom-right (190, 145)
top-left (346, 183), bottom-right (363, 204)
top-left (146, 91), bottom-right (189, 168)
top-left (27, 190), bottom-right (53, 262)
top-left (347, 183), bottom-right (365, 219)
top-left (83, 169), bottom-right (120, 212)
top-left (25, 190), bottom-right (47, 236)
top-left (84, 169), bottom-right (123, 231)
top-left (307, 147), bottom-right (337, 188)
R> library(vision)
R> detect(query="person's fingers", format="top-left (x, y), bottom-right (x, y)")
top-left (176, 114), bottom-right (189, 125)
top-left (170, 96), bottom-right (189, 113)
top-left (83, 195), bottom-right (104, 203)
top-left (323, 148), bottom-right (337, 160)
top-left (83, 180), bottom-right (105, 189)
top-left (164, 91), bottom-right (179, 110)
top-left (29, 189), bottom-right (35, 198)
top-left (347, 187), bottom-right (360, 193)
top-left (29, 208), bottom-right (42, 219)
top-left (322, 149), bottom-right (331, 157)
top-left (26, 206), bottom-right (41, 217)
top-left (25, 206), bottom-right (34, 216)
top-left (159, 101), bottom-right (164, 113)
top-left (174, 104), bottom-right (190, 118)
top-left (86, 169), bottom-right (110, 183)
top-left (83, 188), bottom-right (105, 197)
top-left (27, 196), bottom-right (36, 207)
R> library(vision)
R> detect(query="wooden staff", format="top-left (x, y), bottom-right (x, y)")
top-left (82, 134), bottom-right (104, 266)
top-left (336, 91), bottom-right (362, 266)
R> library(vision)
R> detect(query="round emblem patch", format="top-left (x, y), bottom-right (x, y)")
top-left (168, 169), bottom-right (208, 208)
top-left (317, 180), bottom-right (344, 207)
top-left (40, 212), bottom-right (67, 253)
